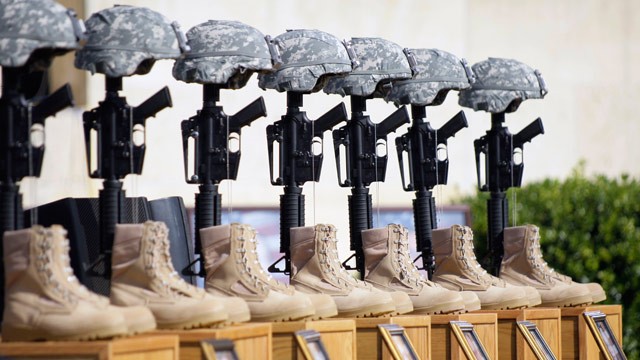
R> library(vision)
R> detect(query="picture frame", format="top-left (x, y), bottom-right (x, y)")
top-left (200, 339), bottom-right (239, 360)
top-left (516, 320), bottom-right (557, 360)
top-left (294, 329), bottom-right (330, 360)
top-left (583, 311), bottom-right (627, 360)
top-left (377, 324), bottom-right (420, 360)
top-left (449, 320), bottom-right (490, 360)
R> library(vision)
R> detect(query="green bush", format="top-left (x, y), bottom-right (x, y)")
top-left (457, 165), bottom-right (640, 358)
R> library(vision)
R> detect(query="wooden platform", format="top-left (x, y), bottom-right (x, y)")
top-left (478, 307), bottom-right (561, 359)
top-left (271, 319), bottom-right (356, 359)
top-left (353, 315), bottom-right (431, 360)
top-left (561, 304), bottom-right (623, 360)
top-left (0, 334), bottom-right (179, 359)
top-left (149, 323), bottom-right (272, 360)
top-left (431, 312), bottom-right (498, 360)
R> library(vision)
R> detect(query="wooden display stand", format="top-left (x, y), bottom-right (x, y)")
top-left (0, 334), bottom-right (179, 359)
top-left (353, 315), bottom-right (431, 360)
top-left (561, 304), bottom-right (623, 360)
top-left (271, 319), bottom-right (356, 359)
top-left (431, 312), bottom-right (498, 359)
top-left (150, 323), bottom-right (272, 360)
top-left (478, 308), bottom-right (561, 359)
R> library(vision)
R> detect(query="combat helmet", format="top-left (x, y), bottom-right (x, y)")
top-left (0, 0), bottom-right (84, 70)
top-left (384, 48), bottom-right (475, 106)
top-left (323, 37), bottom-right (413, 98)
top-left (257, 29), bottom-right (356, 93)
top-left (458, 57), bottom-right (547, 113)
top-left (173, 20), bottom-right (278, 89)
top-left (75, 5), bottom-right (189, 77)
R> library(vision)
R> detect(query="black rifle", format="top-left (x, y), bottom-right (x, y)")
top-left (333, 96), bottom-right (410, 278)
top-left (474, 112), bottom-right (544, 275)
top-left (0, 66), bottom-right (74, 323)
top-left (82, 76), bottom-right (172, 277)
top-left (1, 67), bottom-right (74, 232)
top-left (266, 92), bottom-right (348, 275)
top-left (181, 84), bottom-right (266, 276)
top-left (396, 105), bottom-right (467, 278)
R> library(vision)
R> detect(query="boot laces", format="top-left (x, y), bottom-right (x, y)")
top-left (244, 230), bottom-right (292, 293)
top-left (58, 233), bottom-right (110, 305)
top-left (156, 227), bottom-right (206, 297)
top-left (318, 225), bottom-right (353, 288)
top-left (234, 225), bottom-right (269, 293)
top-left (457, 227), bottom-right (493, 286)
top-left (35, 228), bottom-right (77, 305)
top-left (526, 228), bottom-right (554, 282)
top-left (143, 223), bottom-right (177, 297)
top-left (391, 225), bottom-right (424, 288)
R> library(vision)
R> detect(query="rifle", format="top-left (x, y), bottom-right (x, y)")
top-left (395, 105), bottom-right (468, 278)
top-left (333, 96), bottom-right (410, 277)
top-left (266, 92), bottom-right (348, 275)
top-left (82, 77), bottom-right (172, 277)
top-left (1, 67), bottom-right (74, 233)
top-left (181, 84), bottom-right (267, 276)
top-left (474, 113), bottom-right (544, 275)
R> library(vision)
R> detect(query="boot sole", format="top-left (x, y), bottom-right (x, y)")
top-left (1, 324), bottom-right (127, 342)
top-left (480, 297), bottom-right (531, 310)
top-left (250, 307), bottom-right (315, 322)
top-left (412, 301), bottom-right (466, 315)
top-left (542, 294), bottom-right (593, 308)
top-left (338, 302), bottom-right (396, 318)
top-left (157, 312), bottom-right (228, 330)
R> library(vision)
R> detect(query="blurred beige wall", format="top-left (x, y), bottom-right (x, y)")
top-left (22, 0), bottom-right (640, 239)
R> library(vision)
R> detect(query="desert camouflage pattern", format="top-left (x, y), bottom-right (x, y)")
top-left (258, 29), bottom-right (353, 93)
top-left (384, 48), bottom-right (475, 106)
top-left (173, 20), bottom-right (274, 89)
top-left (458, 57), bottom-right (547, 113)
top-left (75, 5), bottom-right (186, 77)
top-left (323, 37), bottom-right (412, 97)
top-left (0, 0), bottom-right (82, 68)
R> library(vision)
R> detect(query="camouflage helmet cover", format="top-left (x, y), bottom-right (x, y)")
top-left (323, 37), bottom-right (412, 97)
top-left (384, 48), bottom-right (475, 106)
top-left (257, 29), bottom-right (354, 93)
top-left (0, 0), bottom-right (84, 68)
top-left (458, 57), bottom-right (547, 113)
top-left (75, 5), bottom-right (188, 77)
top-left (173, 20), bottom-right (276, 89)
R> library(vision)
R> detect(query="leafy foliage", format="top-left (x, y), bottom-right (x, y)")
top-left (458, 164), bottom-right (640, 358)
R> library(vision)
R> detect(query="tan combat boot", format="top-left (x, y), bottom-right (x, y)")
top-left (361, 224), bottom-right (466, 314)
top-left (111, 221), bottom-right (228, 329)
top-left (456, 227), bottom-right (542, 308)
top-left (156, 228), bottom-right (250, 324)
top-left (200, 223), bottom-right (315, 322)
top-left (242, 231), bottom-right (337, 320)
top-left (2, 226), bottom-right (128, 341)
top-left (501, 225), bottom-right (594, 307)
top-left (432, 225), bottom-right (530, 310)
top-left (289, 224), bottom-right (399, 318)
top-left (48, 226), bottom-right (156, 335)
top-left (515, 225), bottom-right (605, 303)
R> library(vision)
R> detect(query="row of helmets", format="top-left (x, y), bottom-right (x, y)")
top-left (0, 2), bottom-right (547, 113)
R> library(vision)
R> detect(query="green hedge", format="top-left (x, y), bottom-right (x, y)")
top-left (457, 165), bottom-right (640, 358)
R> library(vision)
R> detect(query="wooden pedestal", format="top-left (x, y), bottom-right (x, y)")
top-left (0, 335), bottom-right (179, 359)
top-left (431, 312), bottom-right (498, 360)
top-left (478, 308), bottom-right (561, 359)
top-left (150, 323), bottom-right (272, 360)
top-left (353, 315), bottom-right (431, 360)
top-left (271, 319), bottom-right (356, 360)
top-left (561, 304), bottom-right (623, 360)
